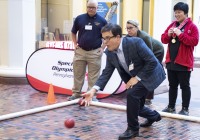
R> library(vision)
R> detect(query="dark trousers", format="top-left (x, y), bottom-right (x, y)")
top-left (126, 82), bottom-right (160, 131)
top-left (167, 70), bottom-right (191, 108)
top-left (146, 91), bottom-right (154, 99)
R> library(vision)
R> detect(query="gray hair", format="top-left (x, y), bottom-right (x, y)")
top-left (87, 0), bottom-right (98, 7)
top-left (127, 19), bottom-right (139, 27)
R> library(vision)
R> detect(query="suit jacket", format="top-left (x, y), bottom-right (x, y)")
top-left (95, 37), bottom-right (166, 92)
top-left (127, 30), bottom-right (164, 62)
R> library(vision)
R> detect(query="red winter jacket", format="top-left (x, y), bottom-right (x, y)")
top-left (161, 18), bottom-right (199, 70)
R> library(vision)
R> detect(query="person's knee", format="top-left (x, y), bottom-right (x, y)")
top-left (126, 90), bottom-right (140, 101)
top-left (126, 90), bottom-right (132, 97)
top-left (169, 84), bottom-right (178, 89)
top-left (180, 85), bottom-right (190, 90)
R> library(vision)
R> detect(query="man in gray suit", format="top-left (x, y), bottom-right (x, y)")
top-left (81, 23), bottom-right (166, 139)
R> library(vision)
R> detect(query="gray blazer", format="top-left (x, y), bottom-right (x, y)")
top-left (95, 37), bottom-right (166, 92)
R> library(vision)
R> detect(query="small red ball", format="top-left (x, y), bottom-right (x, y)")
top-left (64, 118), bottom-right (75, 128)
top-left (78, 98), bottom-right (85, 106)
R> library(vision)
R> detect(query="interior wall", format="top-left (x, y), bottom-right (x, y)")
top-left (192, 0), bottom-right (200, 57)
top-left (40, 0), bottom-right (73, 41)
top-left (142, 0), bottom-right (149, 33)
top-left (122, 0), bottom-right (142, 34)
top-left (36, 0), bottom-right (41, 42)
top-left (41, 0), bottom-right (47, 32)
top-left (72, 0), bottom-right (85, 21)
top-left (0, 0), bottom-right (9, 66)
top-left (47, 0), bottom-right (72, 34)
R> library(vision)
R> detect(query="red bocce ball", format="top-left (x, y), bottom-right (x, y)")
top-left (64, 118), bottom-right (75, 128)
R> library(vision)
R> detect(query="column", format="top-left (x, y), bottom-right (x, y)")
top-left (0, 0), bottom-right (36, 77)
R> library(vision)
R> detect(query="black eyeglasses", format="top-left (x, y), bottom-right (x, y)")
top-left (126, 27), bottom-right (134, 30)
top-left (102, 36), bottom-right (116, 42)
top-left (87, 6), bottom-right (97, 10)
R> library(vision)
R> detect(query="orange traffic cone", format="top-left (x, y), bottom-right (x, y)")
top-left (47, 83), bottom-right (56, 104)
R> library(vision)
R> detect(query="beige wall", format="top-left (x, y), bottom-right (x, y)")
top-left (0, 0), bottom-right (8, 66)
top-left (72, 0), bottom-right (86, 19)
top-left (149, 0), bottom-right (154, 36)
top-left (36, 0), bottom-right (41, 41)
top-left (122, 0), bottom-right (143, 34)
top-left (41, 0), bottom-right (47, 18)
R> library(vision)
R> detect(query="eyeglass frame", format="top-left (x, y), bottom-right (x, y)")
top-left (125, 26), bottom-right (136, 30)
top-left (102, 36), bottom-right (116, 42)
top-left (87, 6), bottom-right (97, 10)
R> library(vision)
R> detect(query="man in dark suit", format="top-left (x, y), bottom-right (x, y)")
top-left (81, 23), bottom-right (166, 140)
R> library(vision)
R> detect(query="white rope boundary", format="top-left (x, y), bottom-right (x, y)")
top-left (0, 100), bottom-right (199, 123)
top-left (90, 102), bottom-right (200, 123)
top-left (0, 99), bottom-right (79, 121)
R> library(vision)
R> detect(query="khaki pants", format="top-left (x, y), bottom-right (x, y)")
top-left (72, 47), bottom-right (102, 96)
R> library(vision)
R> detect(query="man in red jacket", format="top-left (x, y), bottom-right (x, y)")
top-left (161, 2), bottom-right (199, 115)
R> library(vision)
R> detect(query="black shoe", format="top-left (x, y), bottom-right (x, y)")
top-left (162, 106), bottom-right (176, 113)
top-left (145, 99), bottom-right (152, 105)
top-left (118, 128), bottom-right (139, 140)
top-left (178, 107), bottom-right (189, 116)
top-left (140, 115), bottom-right (161, 127)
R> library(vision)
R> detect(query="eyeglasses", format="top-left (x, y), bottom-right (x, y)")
top-left (87, 6), bottom-right (97, 10)
top-left (102, 36), bottom-right (116, 42)
top-left (126, 27), bottom-right (134, 30)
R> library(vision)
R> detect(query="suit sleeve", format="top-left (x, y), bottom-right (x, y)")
top-left (95, 56), bottom-right (115, 91)
top-left (135, 39), bottom-right (158, 80)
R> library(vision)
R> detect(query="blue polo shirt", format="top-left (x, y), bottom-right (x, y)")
top-left (71, 13), bottom-right (107, 51)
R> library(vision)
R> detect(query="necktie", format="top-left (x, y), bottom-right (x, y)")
top-left (116, 49), bottom-right (131, 75)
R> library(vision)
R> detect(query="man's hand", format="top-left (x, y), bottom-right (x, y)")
top-left (74, 44), bottom-right (79, 50)
top-left (126, 77), bottom-right (139, 89)
top-left (81, 88), bottom-right (96, 106)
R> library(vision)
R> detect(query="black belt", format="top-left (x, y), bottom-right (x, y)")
top-left (80, 47), bottom-right (99, 51)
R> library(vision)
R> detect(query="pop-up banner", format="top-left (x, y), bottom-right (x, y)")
top-left (26, 45), bottom-right (124, 98)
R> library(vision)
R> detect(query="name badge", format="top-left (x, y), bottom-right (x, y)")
top-left (129, 63), bottom-right (134, 71)
top-left (85, 25), bottom-right (92, 30)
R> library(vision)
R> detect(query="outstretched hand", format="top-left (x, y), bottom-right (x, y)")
top-left (81, 88), bottom-right (96, 106)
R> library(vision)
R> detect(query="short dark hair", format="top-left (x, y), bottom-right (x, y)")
top-left (174, 2), bottom-right (189, 14)
top-left (101, 23), bottom-right (122, 37)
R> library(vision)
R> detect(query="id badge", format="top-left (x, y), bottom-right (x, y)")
top-left (85, 25), bottom-right (92, 30)
top-left (129, 63), bottom-right (134, 71)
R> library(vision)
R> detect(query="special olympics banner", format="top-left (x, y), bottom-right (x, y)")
top-left (26, 44), bottom-right (124, 98)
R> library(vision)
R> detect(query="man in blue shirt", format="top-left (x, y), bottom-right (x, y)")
top-left (68, 0), bottom-right (107, 101)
